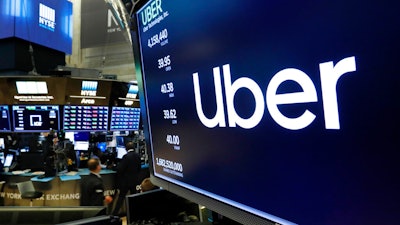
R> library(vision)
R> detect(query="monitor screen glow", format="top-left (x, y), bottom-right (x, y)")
top-left (16, 81), bottom-right (48, 94)
top-left (12, 105), bottom-right (60, 132)
top-left (110, 107), bottom-right (140, 131)
top-left (74, 141), bottom-right (89, 151)
top-left (0, 105), bottom-right (11, 132)
top-left (4, 154), bottom-right (13, 167)
top-left (63, 106), bottom-right (108, 131)
top-left (13, 0), bottom-right (73, 54)
top-left (116, 146), bottom-right (127, 159)
top-left (64, 131), bottom-right (75, 143)
top-left (133, 0), bottom-right (400, 224)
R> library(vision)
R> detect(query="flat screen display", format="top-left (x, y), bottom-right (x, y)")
top-left (12, 105), bottom-right (59, 132)
top-left (110, 107), bottom-right (140, 131)
top-left (19, 152), bottom-right (44, 171)
top-left (74, 141), bottom-right (89, 151)
top-left (13, 0), bottom-right (73, 54)
top-left (127, 189), bottom-right (200, 224)
top-left (116, 146), bottom-right (127, 159)
top-left (4, 154), bottom-right (13, 167)
top-left (133, 0), bottom-right (400, 224)
top-left (74, 132), bottom-right (90, 141)
top-left (0, 105), bottom-right (11, 132)
top-left (63, 105), bottom-right (108, 131)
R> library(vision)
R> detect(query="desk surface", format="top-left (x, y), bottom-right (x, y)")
top-left (2, 168), bottom-right (117, 182)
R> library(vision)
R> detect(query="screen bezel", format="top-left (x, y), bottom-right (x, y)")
top-left (131, 1), bottom-right (282, 224)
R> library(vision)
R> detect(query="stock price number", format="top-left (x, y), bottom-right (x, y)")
top-left (158, 55), bottom-right (171, 71)
top-left (163, 109), bottom-right (177, 119)
top-left (147, 28), bottom-right (168, 48)
top-left (166, 134), bottom-right (180, 146)
top-left (161, 82), bottom-right (174, 94)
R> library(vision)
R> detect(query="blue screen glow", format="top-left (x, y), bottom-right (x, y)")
top-left (0, 0), bottom-right (73, 54)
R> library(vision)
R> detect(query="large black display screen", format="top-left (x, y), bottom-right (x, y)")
top-left (134, 0), bottom-right (400, 224)
top-left (63, 105), bottom-right (108, 131)
top-left (12, 105), bottom-right (59, 132)
top-left (1, 0), bottom-right (73, 54)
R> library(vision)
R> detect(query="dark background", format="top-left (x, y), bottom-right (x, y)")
top-left (136, 0), bottom-right (400, 224)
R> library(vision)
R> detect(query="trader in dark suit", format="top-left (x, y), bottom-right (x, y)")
top-left (111, 141), bottom-right (141, 215)
top-left (80, 158), bottom-right (113, 206)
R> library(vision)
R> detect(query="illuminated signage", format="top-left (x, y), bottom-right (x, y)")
top-left (140, 0), bottom-right (168, 32)
top-left (140, 0), bottom-right (163, 26)
top-left (110, 107), bottom-right (140, 131)
top-left (63, 105), bottom-right (108, 131)
top-left (193, 57), bottom-right (357, 130)
top-left (69, 80), bottom-right (107, 105)
top-left (117, 84), bottom-right (139, 106)
top-left (79, 81), bottom-right (99, 104)
top-left (16, 81), bottom-right (48, 94)
top-left (14, 81), bottom-right (54, 102)
top-left (81, 81), bottom-right (98, 96)
top-left (126, 84), bottom-right (138, 99)
top-left (107, 8), bottom-right (123, 33)
top-left (39, 3), bottom-right (56, 32)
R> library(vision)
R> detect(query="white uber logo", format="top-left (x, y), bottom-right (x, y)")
top-left (193, 56), bottom-right (357, 130)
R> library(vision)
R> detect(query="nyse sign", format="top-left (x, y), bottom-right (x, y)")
top-left (39, 3), bottom-right (56, 31)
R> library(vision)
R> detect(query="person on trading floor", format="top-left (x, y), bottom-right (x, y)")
top-left (111, 141), bottom-right (141, 215)
top-left (80, 158), bottom-right (113, 206)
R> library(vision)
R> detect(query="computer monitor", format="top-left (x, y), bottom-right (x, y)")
top-left (132, 0), bottom-right (400, 224)
top-left (116, 146), bottom-right (127, 159)
top-left (19, 152), bottom-right (44, 171)
top-left (115, 136), bottom-right (124, 146)
top-left (12, 105), bottom-right (60, 132)
top-left (0, 137), bottom-right (5, 149)
top-left (126, 189), bottom-right (200, 224)
top-left (65, 131), bottom-right (75, 143)
top-left (110, 107), bottom-right (140, 131)
top-left (74, 132), bottom-right (90, 142)
top-left (74, 141), bottom-right (90, 151)
top-left (63, 106), bottom-right (108, 131)
top-left (4, 154), bottom-right (14, 167)
top-left (0, 105), bottom-right (11, 132)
